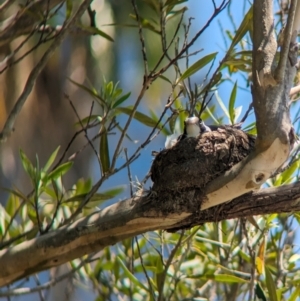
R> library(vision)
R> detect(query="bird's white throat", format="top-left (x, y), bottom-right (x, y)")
top-left (186, 123), bottom-right (200, 137)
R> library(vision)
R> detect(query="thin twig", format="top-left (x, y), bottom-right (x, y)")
top-left (124, 148), bottom-right (134, 198)
top-left (152, 1), bottom-right (229, 79)
top-left (87, 5), bottom-right (96, 27)
top-left (110, 83), bottom-right (150, 169)
top-left (122, 90), bottom-right (182, 171)
top-left (157, 231), bottom-right (185, 301)
top-left (0, 227), bottom-right (38, 249)
top-left (0, 30), bottom-right (60, 74)
top-left (34, 188), bottom-right (43, 234)
top-left (0, 0), bottom-right (93, 142)
top-left (185, 18), bottom-right (194, 109)
top-left (131, 0), bottom-right (149, 77)
top-left (135, 237), bottom-right (156, 301)
top-left (0, 0), bottom-right (13, 14)
top-left (33, 274), bottom-right (45, 301)
top-left (242, 218), bottom-right (256, 301)
top-left (153, 6), bottom-right (186, 70)
top-left (198, 55), bottom-right (227, 117)
top-left (0, 30), bottom-right (36, 73)
top-left (240, 102), bottom-right (253, 123)
top-left (38, 0), bottom-right (51, 44)
top-left (43, 183), bottom-right (63, 234)
top-left (66, 94), bottom-right (101, 167)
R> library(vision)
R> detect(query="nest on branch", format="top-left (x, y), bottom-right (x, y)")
top-left (149, 126), bottom-right (256, 216)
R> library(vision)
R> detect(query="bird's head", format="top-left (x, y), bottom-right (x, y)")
top-left (184, 117), bottom-right (201, 138)
top-left (184, 116), bottom-right (212, 138)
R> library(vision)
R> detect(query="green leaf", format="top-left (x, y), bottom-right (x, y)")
top-left (150, 110), bottom-right (170, 135)
top-left (238, 249), bottom-right (251, 263)
top-left (205, 106), bottom-right (219, 124)
top-left (164, 0), bottom-right (188, 14)
top-left (166, 6), bottom-right (188, 18)
top-left (191, 274), bottom-right (248, 283)
top-left (200, 72), bottom-right (222, 95)
top-left (75, 178), bottom-right (92, 195)
top-left (288, 254), bottom-right (300, 263)
top-left (228, 5), bottom-right (253, 53)
top-left (68, 78), bottom-right (106, 107)
top-left (265, 266), bottom-right (278, 301)
top-left (46, 162), bottom-right (73, 181)
top-left (158, 75), bottom-right (173, 84)
top-left (255, 283), bottom-right (267, 301)
top-left (168, 114), bottom-right (178, 134)
top-left (75, 115), bottom-right (100, 127)
top-left (287, 287), bottom-right (300, 301)
top-left (229, 81), bottom-right (238, 124)
top-left (66, 0), bottom-right (72, 19)
top-left (105, 81), bottom-right (113, 97)
top-left (112, 87), bottom-right (122, 100)
top-left (215, 91), bottom-right (230, 120)
top-left (19, 149), bottom-right (35, 179)
top-left (178, 52), bottom-right (218, 82)
top-left (143, 0), bottom-right (160, 13)
top-left (112, 91), bottom-right (131, 108)
top-left (100, 130), bottom-right (110, 174)
top-left (64, 186), bottom-right (126, 207)
top-left (234, 106), bottom-right (242, 123)
top-left (80, 25), bottom-right (114, 42)
top-left (43, 146), bottom-right (60, 172)
top-left (129, 14), bottom-right (160, 34)
top-left (115, 124), bottom-right (136, 142)
top-left (117, 256), bottom-right (149, 292)
top-left (117, 107), bottom-right (159, 128)
top-left (278, 159), bottom-right (300, 184)
top-left (2, 187), bottom-right (29, 203)
top-left (97, 186), bottom-right (125, 200)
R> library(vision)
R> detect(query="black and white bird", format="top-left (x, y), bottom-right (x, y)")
top-left (165, 116), bottom-right (211, 149)
top-left (178, 116), bottom-right (211, 141)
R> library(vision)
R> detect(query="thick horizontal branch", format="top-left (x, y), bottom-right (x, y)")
top-left (0, 182), bottom-right (300, 287)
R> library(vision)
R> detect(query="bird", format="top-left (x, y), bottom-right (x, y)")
top-left (178, 116), bottom-right (211, 141)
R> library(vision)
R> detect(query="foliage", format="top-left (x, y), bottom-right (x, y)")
top-left (0, 0), bottom-right (300, 301)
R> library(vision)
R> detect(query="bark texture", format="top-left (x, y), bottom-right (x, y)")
top-left (0, 129), bottom-right (299, 287)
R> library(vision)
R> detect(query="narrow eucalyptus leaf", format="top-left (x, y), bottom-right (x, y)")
top-left (265, 266), bottom-right (278, 301)
top-left (100, 130), bottom-right (110, 174)
top-left (43, 146), bottom-right (60, 172)
top-left (47, 162), bottom-right (73, 181)
top-left (79, 25), bottom-right (114, 42)
top-left (117, 107), bottom-right (159, 128)
top-left (178, 52), bottom-right (218, 82)
top-left (229, 81), bottom-right (238, 124)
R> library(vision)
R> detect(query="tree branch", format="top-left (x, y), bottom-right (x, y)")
top-left (199, 0), bottom-right (297, 209)
top-left (1, 181), bottom-right (300, 287)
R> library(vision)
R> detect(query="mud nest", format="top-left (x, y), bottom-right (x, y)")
top-left (147, 126), bottom-right (256, 230)
top-left (151, 126), bottom-right (256, 194)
